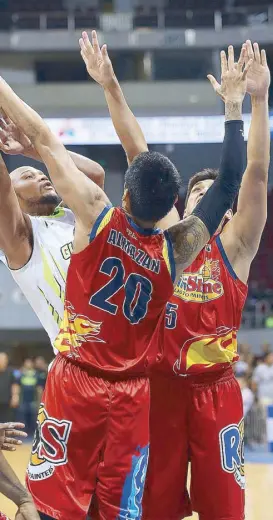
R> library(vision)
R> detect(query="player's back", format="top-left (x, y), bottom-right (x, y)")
top-left (54, 206), bottom-right (175, 376)
top-left (0, 206), bottom-right (75, 349)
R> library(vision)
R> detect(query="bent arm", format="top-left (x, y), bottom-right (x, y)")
top-left (0, 78), bottom-right (109, 224)
top-left (24, 145), bottom-right (105, 189)
top-left (223, 96), bottom-right (269, 260)
top-left (168, 105), bottom-right (245, 278)
top-left (104, 77), bottom-right (148, 164)
top-left (0, 450), bottom-right (31, 506)
top-left (0, 153), bottom-right (31, 268)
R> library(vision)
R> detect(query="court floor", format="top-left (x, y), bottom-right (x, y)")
top-left (1, 444), bottom-right (272, 519)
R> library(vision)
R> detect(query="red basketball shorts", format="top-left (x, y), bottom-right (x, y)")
top-left (26, 355), bottom-right (150, 520)
top-left (143, 367), bottom-right (245, 520)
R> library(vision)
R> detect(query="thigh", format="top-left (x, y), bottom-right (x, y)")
top-left (26, 356), bottom-right (109, 520)
top-left (96, 377), bottom-right (150, 520)
top-left (143, 374), bottom-right (191, 520)
top-left (189, 372), bottom-right (245, 520)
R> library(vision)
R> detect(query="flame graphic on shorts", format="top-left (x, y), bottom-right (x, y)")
top-left (54, 301), bottom-right (104, 355)
top-left (173, 327), bottom-right (238, 374)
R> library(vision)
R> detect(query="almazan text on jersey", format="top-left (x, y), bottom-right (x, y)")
top-left (107, 229), bottom-right (160, 274)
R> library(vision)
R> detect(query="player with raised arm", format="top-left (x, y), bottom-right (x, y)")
top-left (142, 41), bottom-right (270, 520)
top-left (0, 32), bottom-right (250, 519)
top-left (0, 119), bottom-right (104, 351)
top-left (0, 422), bottom-right (39, 520)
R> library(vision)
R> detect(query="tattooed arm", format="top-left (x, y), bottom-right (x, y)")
top-left (167, 44), bottom-right (252, 279)
top-left (167, 216), bottom-right (209, 277)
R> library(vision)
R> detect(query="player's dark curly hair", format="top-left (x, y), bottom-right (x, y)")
top-left (124, 151), bottom-right (181, 223)
top-left (185, 168), bottom-right (219, 206)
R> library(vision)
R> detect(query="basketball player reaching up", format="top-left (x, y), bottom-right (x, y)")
top-left (0, 422), bottom-right (39, 519)
top-left (0, 33), bottom-right (250, 520)
top-left (142, 41), bottom-right (270, 520)
top-left (0, 125), bottom-right (104, 353)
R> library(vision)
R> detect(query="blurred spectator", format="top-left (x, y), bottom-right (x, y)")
top-left (34, 356), bottom-right (48, 401)
top-left (0, 352), bottom-right (19, 422)
top-left (237, 376), bottom-right (254, 416)
top-left (252, 352), bottom-right (273, 406)
top-left (265, 313), bottom-right (273, 328)
top-left (234, 353), bottom-right (249, 377)
top-left (14, 358), bottom-right (43, 436)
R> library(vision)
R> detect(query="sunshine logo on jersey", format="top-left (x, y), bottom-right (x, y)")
top-left (174, 259), bottom-right (224, 303)
top-left (54, 301), bottom-right (105, 357)
top-left (173, 327), bottom-right (238, 374)
top-left (219, 419), bottom-right (245, 489)
top-left (27, 404), bottom-right (72, 481)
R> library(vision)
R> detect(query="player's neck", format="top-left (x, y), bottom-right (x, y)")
top-left (130, 216), bottom-right (156, 231)
top-left (26, 203), bottom-right (58, 217)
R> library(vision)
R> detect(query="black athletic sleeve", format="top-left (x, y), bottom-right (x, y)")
top-left (193, 120), bottom-right (244, 237)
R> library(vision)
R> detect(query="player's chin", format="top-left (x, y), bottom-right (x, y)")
top-left (39, 192), bottom-right (62, 205)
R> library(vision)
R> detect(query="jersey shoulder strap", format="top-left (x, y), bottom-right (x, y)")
top-left (89, 205), bottom-right (115, 242)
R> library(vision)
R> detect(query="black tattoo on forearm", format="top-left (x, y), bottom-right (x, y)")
top-left (225, 101), bottom-right (242, 121)
top-left (168, 215), bottom-right (210, 276)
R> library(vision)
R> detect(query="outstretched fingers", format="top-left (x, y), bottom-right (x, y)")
top-left (220, 50), bottom-right (228, 74)
top-left (237, 44), bottom-right (246, 71)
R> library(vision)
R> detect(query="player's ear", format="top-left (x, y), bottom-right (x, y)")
top-left (225, 209), bottom-right (233, 221)
top-left (122, 188), bottom-right (131, 213)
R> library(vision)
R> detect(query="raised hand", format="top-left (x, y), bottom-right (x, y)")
top-left (245, 40), bottom-right (270, 99)
top-left (0, 115), bottom-right (32, 155)
top-left (0, 422), bottom-right (27, 451)
top-left (79, 30), bottom-right (115, 88)
top-left (207, 44), bottom-right (253, 104)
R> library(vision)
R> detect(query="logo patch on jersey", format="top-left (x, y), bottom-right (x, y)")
top-left (27, 404), bottom-right (72, 481)
top-left (60, 241), bottom-right (73, 260)
top-left (219, 419), bottom-right (245, 489)
top-left (54, 301), bottom-right (105, 357)
top-left (174, 259), bottom-right (224, 303)
top-left (120, 444), bottom-right (149, 519)
top-left (173, 327), bottom-right (238, 374)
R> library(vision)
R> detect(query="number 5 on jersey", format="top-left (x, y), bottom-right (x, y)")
top-left (89, 257), bottom-right (153, 325)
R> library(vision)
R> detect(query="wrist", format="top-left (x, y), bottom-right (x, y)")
top-left (24, 144), bottom-right (40, 160)
top-left (103, 75), bottom-right (119, 92)
top-left (224, 100), bottom-right (243, 121)
top-left (18, 491), bottom-right (33, 506)
top-left (251, 94), bottom-right (269, 106)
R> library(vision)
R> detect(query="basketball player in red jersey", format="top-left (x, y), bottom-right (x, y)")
top-left (142, 41), bottom-right (270, 520)
top-left (0, 32), bottom-right (250, 519)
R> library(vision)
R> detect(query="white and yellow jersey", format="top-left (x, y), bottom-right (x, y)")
top-left (0, 207), bottom-right (74, 352)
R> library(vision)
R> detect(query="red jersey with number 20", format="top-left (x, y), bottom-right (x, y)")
top-left (157, 234), bottom-right (247, 376)
top-left (54, 206), bottom-right (175, 376)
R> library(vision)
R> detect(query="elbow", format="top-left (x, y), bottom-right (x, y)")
top-left (96, 164), bottom-right (105, 190)
top-left (32, 125), bottom-right (54, 148)
top-left (85, 164), bottom-right (105, 189)
top-left (126, 145), bottom-right (149, 165)
top-left (246, 161), bottom-right (269, 182)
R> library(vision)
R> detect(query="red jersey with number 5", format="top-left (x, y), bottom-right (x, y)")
top-left (54, 206), bottom-right (175, 376)
top-left (155, 234), bottom-right (247, 376)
